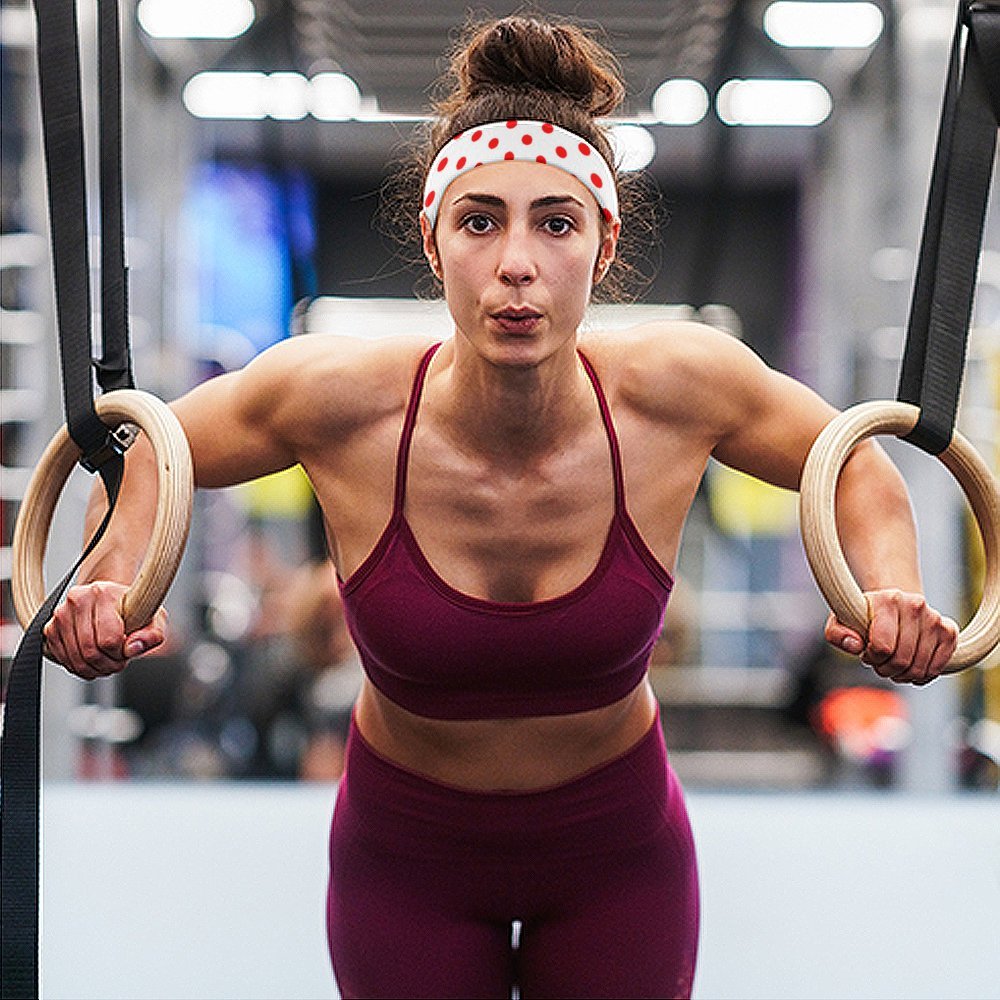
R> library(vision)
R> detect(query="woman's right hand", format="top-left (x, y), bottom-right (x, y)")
top-left (42, 581), bottom-right (168, 680)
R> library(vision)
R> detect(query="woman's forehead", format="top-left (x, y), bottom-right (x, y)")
top-left (442, 161), bottom-right (597, 212)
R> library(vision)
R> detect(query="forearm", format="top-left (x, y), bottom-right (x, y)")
top-left (834, 439), bottom-right (922, 595)
top-left (77, 435), bottom-right (160, 586)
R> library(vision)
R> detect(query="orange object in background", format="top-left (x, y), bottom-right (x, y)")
top-left (813, 687), bottom-right (910, 763)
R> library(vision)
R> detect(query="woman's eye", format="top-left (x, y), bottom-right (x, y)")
top-left (543, 216), bottom-right (575, 236)
top-left (462, 213), bottom-right (495, 234)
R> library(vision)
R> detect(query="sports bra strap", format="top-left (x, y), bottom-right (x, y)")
top-left (393, 342), bottom-right (442, 514)
top-left (577, 349), bottom-right (626, 513)
top-left (393, 343), bottom-right (625, 515)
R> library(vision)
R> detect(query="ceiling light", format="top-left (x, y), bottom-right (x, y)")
top-left (609, 124), bottom-right (657, 171)
top-left (268, 73), bottom-right (310, 121)
top-left (309, 73), bottom-right (362, 121)
top-left (651, 78), bottom-right (710, 125)
top-left (763, 2), bottom-right (884, 49)
top-left (137, 0), bottom-right (255, 40)
top-left (182, 72), bottom-right (268, 119)
top-left (716, 79), bottom-right (833, 126)
top-left (182, 71), bottom-right (365, 121)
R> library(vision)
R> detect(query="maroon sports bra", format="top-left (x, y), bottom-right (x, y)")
top-left (337, 343), bottom-right (674, 720)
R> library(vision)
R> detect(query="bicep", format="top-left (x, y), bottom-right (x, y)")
top-left (172, 363), bottom-right (298, 488)
top-left (710, 359), bottom-right (837, 491)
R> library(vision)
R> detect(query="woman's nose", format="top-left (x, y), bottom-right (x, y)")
top-left (496, 233), bottom-right (537, 285)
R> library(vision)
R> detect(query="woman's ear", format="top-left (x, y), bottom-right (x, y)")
top-left (420, 213), bottom-right (443, 281)
top-left (593, 218), bottom-right (620, 284)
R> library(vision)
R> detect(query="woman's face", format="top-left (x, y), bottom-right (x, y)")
top-left (422, 160), bottom-right (619, 367)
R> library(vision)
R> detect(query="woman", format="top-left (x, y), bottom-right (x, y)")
top-left (44, 15), bottom-right (959, 1000)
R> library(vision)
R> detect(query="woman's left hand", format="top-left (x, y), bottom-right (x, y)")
top-left (825, 589), bottom-right (959, 685)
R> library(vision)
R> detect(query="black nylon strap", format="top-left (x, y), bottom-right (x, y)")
top-left (33, 0), bottom-right (133, 453)
top-left (898, 2), bottom-right (1000, 454)
top-left (1, 461), bottom-right (123, 1000)
top-left (33, 0), bottom-right (106, 459)
top-left (1, 2), bottom-right (132, 997)
top-left (96, 0), bottom-right (133, 393)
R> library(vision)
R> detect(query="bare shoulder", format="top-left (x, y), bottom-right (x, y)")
top-left (582, 319), bottom-right (840, 489)
top-left (237, 333), bottom-right (439, 442)
top-left (580, 320), bottom-right (765, 430)
top-left (171, 333), bottom-right (440, 487)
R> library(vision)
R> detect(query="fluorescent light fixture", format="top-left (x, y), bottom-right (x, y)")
top-left (716, 78), bottom-right (833, 126)
top-left (268, 73), bottom-right (310, 121)
top-left (183, 71), bottom-right (364, 121)
top-left (137, 0), bottom-right (255, 40)
top-left (764, 2), bottom-right (884, 49)
top-left (651, 78), bottom-right (710, 125)
top-left (609, 124), bottom-right (657, 171)
top-left (310, 72), bottom-right (362, 121)
top-left (183, 72), bottom-right (269, 119)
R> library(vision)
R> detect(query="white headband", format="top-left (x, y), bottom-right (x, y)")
top-left (422, 120), bottom-right (619, 227)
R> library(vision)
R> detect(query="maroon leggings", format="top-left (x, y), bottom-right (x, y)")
top-left (326, 712), bottom-right (699, 999)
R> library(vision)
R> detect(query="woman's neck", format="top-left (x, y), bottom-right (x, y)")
top-left (433, 338), bottom-right (594, 462)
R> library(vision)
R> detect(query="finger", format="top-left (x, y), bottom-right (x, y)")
top-left (862, 597), bottom-right (901, 675)
top-left (921, 615), bottom-right (959, 682)
top-left (42, 619), bottom-right (71, 670)
top-left (89, 597), bottom-right (129, 675)
top-left (123, 624), bottom-right (165, 659)
top-left (824, 613), bottom-right (865, 656)
top-left (52, 601), bottom-right (95, 679)
top-left (123, 607), bottom-right (167, 659)
top-left (90, 585), bottom-right (134, 666)
top-left (890, 621), bottom-right (939, 685)
top-left (884, 595), bottom-right (923, 676)
top-left (66, 591), bottom-right (121, 678)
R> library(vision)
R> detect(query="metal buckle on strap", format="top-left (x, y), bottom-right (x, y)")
top-left (78, 421), bottom-right (138, 473)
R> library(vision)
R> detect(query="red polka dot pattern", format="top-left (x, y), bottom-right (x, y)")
top-left (421, 119), bottom-right (618, 227)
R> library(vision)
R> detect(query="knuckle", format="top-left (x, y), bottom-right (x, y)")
top-left (95, 635), bottom-right (122, 658)
top-left (882, 587), bottom-right (904, 608)
top-left (940, 618), bottom-right (959, 642)
top-left (65, 588), bottom-right (86, 609)
top-left (78, 638), bottom-right (101, 664)
top-left (868, 637), bottom-right (894, 658)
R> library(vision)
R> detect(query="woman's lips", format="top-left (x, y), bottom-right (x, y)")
top-left (491, 309), bottom-right (542, 334)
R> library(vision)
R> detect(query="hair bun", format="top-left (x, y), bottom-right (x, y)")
top-left (455, 16), bottom-right (624, 119)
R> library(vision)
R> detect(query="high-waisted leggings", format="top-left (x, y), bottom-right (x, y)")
top-left (326, 711), bottom-right (699, 999)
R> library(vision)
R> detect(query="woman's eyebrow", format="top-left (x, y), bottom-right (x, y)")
top-left (452, 193), bottom-right (506, 208)
top-left (450, 193), bottom-right (587, 210)
top-left (530, 195), bottom-right (587, 210)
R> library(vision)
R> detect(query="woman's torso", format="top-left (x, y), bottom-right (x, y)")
top-left (295, 332), bottom-right (716, 790)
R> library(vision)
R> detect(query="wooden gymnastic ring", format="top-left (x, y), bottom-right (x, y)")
top-left (11, 389), bottom-right (193, 634)
top-left (799, 400), bottom-right (1000, 671)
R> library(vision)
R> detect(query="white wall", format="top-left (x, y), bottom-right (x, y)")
top-left (39, 784), bottom-right (1000, 1000)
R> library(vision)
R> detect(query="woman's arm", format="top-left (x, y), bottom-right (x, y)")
top-left (42, 336), bottom-right (326, 679)
top-left (824, 439), bottom-right (958, 682)
top-left (647, 323), bottom-right (959, 684)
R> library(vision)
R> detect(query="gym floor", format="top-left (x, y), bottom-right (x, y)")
top-left (40, 783), bottom-right (1000, 1000)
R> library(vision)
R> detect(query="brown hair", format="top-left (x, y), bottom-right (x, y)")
top-left (380, 13), bottom-right (657, 302)
top-left (428, 15), bottom-right (624, 167)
